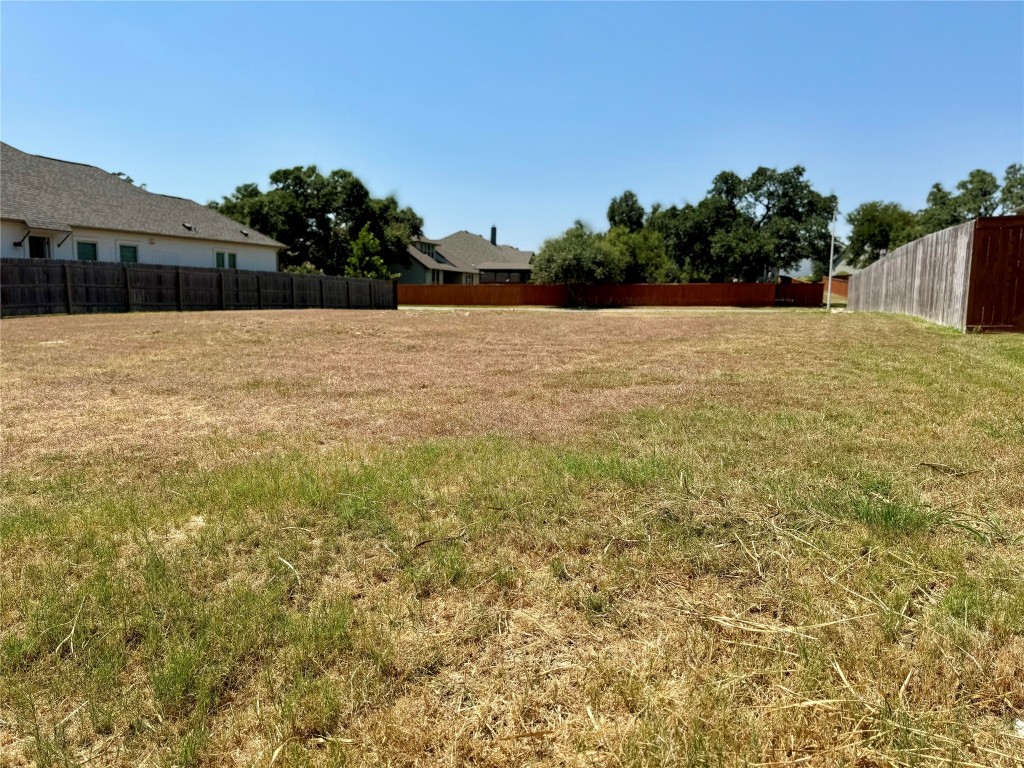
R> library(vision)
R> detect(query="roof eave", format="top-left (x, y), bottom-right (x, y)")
top-left (0, 217), bottom-right (285, 249)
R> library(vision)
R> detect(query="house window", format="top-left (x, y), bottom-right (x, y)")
top-left (431, 270), bottom-right (442, 285)
top-left (119, 244), bottom-right (139, 263)
top-left (77, 242), bottom-right (98, 261)
top-left (215, 251), bottom-right (237, 269)
top-left (28, 236), bottom-right (50, 259)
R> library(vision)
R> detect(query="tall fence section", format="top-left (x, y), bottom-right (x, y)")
top-left (0, 259), bottom-right (398, 318)
top-left (398, 281), bottom-right (823, 308)
top-left (848, 216), bottom-right (1023, 331)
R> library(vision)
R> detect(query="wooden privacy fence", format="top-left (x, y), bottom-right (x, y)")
top-left (848, 216), bottom-right (1023, 331)
top-left (826, 276), bottom-right (849, 299)
top-left (0, 259), bottom-right (398, 318)
top-left (398, 282), bottom-right (823, 308)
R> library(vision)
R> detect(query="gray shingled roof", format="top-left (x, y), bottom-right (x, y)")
top-left (405, 244), bottom-right (463, 272)
top-left (435, 231), bottom-right (534, 272)
top-left (0, 142), bottom-right (284, 248)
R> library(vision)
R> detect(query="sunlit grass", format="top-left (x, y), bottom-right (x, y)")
top-left (1, 309), bottom-right (1022, 767)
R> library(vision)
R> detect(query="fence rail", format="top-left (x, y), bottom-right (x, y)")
top-left (398, 282), bottom-right (823, 308)
top-left (0, 259), bottom-right (398, 318)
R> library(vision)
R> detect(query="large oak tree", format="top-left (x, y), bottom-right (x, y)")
top-left (210, 166), bottom-right (422, 276)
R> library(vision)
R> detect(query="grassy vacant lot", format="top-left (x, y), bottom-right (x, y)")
top-left (2, 308), bottom-right (1022, 768)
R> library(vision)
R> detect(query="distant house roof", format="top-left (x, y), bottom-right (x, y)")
top-left (405, 244), bottom-right (463, 272)
top-left (435, 230), bottom-right (534, 272)
top-left (831, 253), bottom-right (863, 276)
top-left (0, 142), bottom-right (284, 249)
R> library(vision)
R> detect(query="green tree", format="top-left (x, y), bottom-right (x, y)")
top-left (999, 163), bottom-right (1024, 214)
top-left (607, 190), bottom-right (645, 233)
top-left (954, 170), bottom-right (999, 218)
top-left (915, 169), bottom-right (1002, 237)
top-left (344, 224), bottom-right (397, 280)
top-left (915, 182), bottom-right (962, 236)
top-left (531, 224), bottom-right (626, 285)
top-left (210, 166), bottom-right (422, 274)
top-left (647, 198), bottom-right (737, 282)
top-left (649, 167), bottom-right (835, 282)
top-left (604, 226), bottom-right (676, 283)
top-left (844, 201), bottom-right (918, 268)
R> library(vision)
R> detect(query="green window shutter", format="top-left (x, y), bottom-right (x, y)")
top-left (228, 253), bottom-right (236, 269)
top-left (77, 242), bottom-right (98, 261)
top-left (119, 245), bottom-right (138, 263)
top-left (215, 252), bottom-right (225, 269)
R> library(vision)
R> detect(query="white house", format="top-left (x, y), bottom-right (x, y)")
top-left (1, 143), bottom-right (283, 271)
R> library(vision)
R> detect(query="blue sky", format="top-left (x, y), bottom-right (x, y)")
top-left (2, 2), bottom-right (1022, 252)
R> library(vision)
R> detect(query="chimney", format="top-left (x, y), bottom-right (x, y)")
top-left (490, 225), bottom-right (497, 246)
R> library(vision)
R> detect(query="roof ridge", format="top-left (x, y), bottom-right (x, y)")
top-left (2, 144), bottom-right (111, 173)
top-left (1, 142), bottom-right (285, 248)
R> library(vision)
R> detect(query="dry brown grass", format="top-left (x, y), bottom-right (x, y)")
top-left (2, 308), bottom-right (1023, 768)
top-left (2, 308), bottom-right (774, 470)
top-left (0, 307), bottom-right (956, 469)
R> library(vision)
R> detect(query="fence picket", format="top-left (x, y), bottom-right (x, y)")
top-left (0, 259), bottom-right (398, 317)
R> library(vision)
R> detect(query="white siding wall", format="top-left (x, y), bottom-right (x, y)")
top-left (1, 220), bottom-right (279, 272)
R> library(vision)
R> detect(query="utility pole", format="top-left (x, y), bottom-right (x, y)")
top-left (826, 203), bottom-right (838, 311)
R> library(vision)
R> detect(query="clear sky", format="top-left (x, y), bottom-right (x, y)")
top-left (2, 2), bottom-right (1022, 252)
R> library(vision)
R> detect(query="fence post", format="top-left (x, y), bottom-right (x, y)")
top-left (219, 270), bottom-right (226, 310)
top-left (345, 279), bottom-right (351, 308)
top-left (124, 264), bottom-right (133, 312)
top-left (392, 279), bottom-right (398, 309)
top-left (369, 281), bottom-right (375, 310)
top-left (176, 267), bottom-right (183, 312)
top-left (290, 274), bottom-right (296, 308)
top-left (320, 276), bottom-right (325, 308)
top-left (63, 262), bottom-right (73, 314)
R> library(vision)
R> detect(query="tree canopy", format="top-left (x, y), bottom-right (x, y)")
top-left (209, 166), bottom-right (422, 276)
top-left (843, 202), bottom-right (917, 268)
top-left (536, 167), bottom-right (836, 285)
top-left (531, 220), bottom-right (679, 286)
top-left (646, 167), bottom-right (836, 282)
top-left (844, 164), bottom-right (1022, 268)
top-left (344, 224), bottom-right (397, 281)
top-left (607, 190), bottom-right (645, 233)
top-left (531, 224), bottom-right (625, 285)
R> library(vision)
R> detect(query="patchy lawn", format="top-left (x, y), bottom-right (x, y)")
top-left (1, 308), bottom-right (1022, 767)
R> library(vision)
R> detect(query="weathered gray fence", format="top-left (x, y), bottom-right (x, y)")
top-left (0, 259), bottom-right (398, 318)
top-left (848, 216), bottom-right (1024, 331)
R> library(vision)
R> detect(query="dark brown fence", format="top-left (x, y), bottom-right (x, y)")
top-left (0, 259), bottom-right (398, 318)
top-left (398, 282), bottom-right (822, 308)
top-left (966, 217), bottom-right (1023, 330)
top-left (398, 284), bottom-right (569, 306)
top-left (775, 282), bottom-right (826, 306)
top-left (849, 216), bottom-right (1023, 331)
